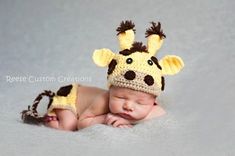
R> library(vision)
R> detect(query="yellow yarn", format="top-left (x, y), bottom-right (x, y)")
top-left (92, 21), bottom-right (185, 96)
top-left (93, 48), bottom-right (115, 67)
top-left (47, 83), bottom-right (78, 116)
top-left (147, 34), bottom-right (163, 56)
top-left (118, 29), bottom-right (135, 50)
top-left (113, 53), bottom-right (162, 86)
top-left (159, 55), bottom-right (184, 75)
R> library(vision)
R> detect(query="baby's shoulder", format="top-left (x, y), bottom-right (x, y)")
top-left (85, 91), bottom-right (110, 115)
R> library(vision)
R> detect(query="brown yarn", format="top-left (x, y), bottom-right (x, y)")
top-left (21, 90), bottom-right (55, 125)
top-left (116, 20), bottom-right (136, 35)
top-left (161, 76), bottom-right (165, 91)
top-left (151, 56), bottom-right (162, 70)
top-left (145, 22), bottom-right (166, 39)
top-left (108, 59), bottom-right (117, 75)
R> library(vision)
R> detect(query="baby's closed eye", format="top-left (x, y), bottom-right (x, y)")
top-left (114, 95), bottom-right (126, 100)
top-left (136, 101), bottom-right (151, 105)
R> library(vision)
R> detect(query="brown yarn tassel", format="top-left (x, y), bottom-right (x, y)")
top-left (21, 90), bottom-right (55, 125)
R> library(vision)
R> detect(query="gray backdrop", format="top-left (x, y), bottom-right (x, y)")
top-left (0, 0), bottom-right (234, 156)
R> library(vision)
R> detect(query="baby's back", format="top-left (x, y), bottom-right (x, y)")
top-left (76, 84), bottom-right (107, 116)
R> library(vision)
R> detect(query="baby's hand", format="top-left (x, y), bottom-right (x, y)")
top-left (105, 113), bottom-right (132, 128)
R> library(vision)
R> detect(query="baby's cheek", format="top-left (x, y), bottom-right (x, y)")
top-left (109, 101), bottom-right (119, 113)
top-left (136, 106), bottom-right (152, 118)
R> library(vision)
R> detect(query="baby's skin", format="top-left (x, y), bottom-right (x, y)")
top-left (45, 85), bottom-right (165, 131)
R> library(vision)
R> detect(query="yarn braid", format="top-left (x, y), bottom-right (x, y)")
top-left (21, 90), bottom-right (55, 125)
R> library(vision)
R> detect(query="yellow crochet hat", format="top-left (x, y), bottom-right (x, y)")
top-left (93, 20), bottom-right (184, 96)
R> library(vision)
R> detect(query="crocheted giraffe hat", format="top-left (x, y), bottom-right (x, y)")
top-left (93, 20), bottom-right (184, 96)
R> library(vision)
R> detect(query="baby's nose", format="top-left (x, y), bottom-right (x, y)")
top-left (123, 102), bottom-right (134, 111)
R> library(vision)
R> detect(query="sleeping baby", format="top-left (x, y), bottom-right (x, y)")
top-left (21, 20), bottom-right (184, 131)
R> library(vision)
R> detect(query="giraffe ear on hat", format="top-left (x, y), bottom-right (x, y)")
top-left (92, 48), bottom-right (115, 67)
top-left (146, 22), bottom-right (166, 56)
top-left (159, 55), bottom-right (184, 75)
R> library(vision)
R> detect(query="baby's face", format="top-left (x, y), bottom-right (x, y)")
top-left (109, 86), bottom-right (156, 121)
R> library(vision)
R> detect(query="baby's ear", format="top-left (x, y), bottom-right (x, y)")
top-left (93, 49), bottom-right (115, 67)
top-left (159, 55), bottom-right (184, 75)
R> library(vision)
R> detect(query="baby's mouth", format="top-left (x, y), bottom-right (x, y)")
top-left (117, 113), bottom-right (135, 120)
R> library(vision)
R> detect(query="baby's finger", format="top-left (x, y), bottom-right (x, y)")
top-left (122, 125), bottom-right (130, 128)
top-left (117, 125), bottom-right (130, 128)
top-left (126, 124), bottom-right (133, 128)
top-left (105, 114), bottom-right (116, 124)
top-left (117, 125), bottom-right (125, 128)
top-left (105, 114), bottom-right (113, 124)
top-left (104, 115), bottom-right (111, 124)
top-left (106, 117), bottom-right (117, 126)
top-left (112, 120), bottom-right (122, 127)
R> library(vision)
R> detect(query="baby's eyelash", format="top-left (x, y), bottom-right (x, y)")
top-left (137, 102), bottom-right (148, 105)
top-left (115, 96), bottom-right (125, 99)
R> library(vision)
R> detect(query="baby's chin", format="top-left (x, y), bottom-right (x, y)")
top-left (124, 114), bottom-right (147, 121)
top-left (133, 115), bottom-right (148, 120)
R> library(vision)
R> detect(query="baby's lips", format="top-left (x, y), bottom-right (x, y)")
top-left (117, 113), bottom-right (134, 120)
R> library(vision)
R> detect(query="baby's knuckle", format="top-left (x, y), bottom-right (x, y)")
top-left (106, 114), bottom-right (112, 118)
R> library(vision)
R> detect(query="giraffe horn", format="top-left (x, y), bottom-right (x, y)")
top-left (116, 20), bottom-right (135, 50)
top-left (146, 22), bottom-right (166, 55)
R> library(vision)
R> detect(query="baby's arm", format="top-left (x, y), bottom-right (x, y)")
top-left (105, 104), bottom-right (166, 126)
top-left (77, 92), bottom-right (109, 130)
top-left (105, 113), bottom-right (133, 128)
